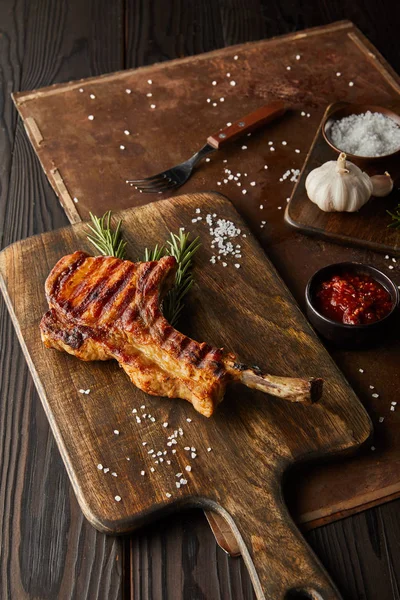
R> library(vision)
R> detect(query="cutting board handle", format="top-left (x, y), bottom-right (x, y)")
top-left (216, 492), bottom-right (342, 600)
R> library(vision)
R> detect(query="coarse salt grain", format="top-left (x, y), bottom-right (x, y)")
top-left (166, 493), bottom-right (172, 498)
top-left (379, 417), bottom-right (385, 423)
top-left (112, 472), bottom-right (117, 477)
top-left (88, 115), bottom-right (94, 120)
top-left (286, 66), bottom-right (291, 70)
top-left (150, 104), bottom-right (156, 109)
top-left (295, 149), bottom-right (300, 153)
top-left (349, 81), bottom-right (354, 86)
top-left (230, 81), bottom-right (236, 86)
top-left (185, 466), bottom-right (192, 472)
top-left (359, 368), bottom-right (364, 373)
top-left (90, 94), bottom-right (95, 99)
top-left (234, 55), bottom-right (238, 60)
top-left (163, 422), bottom-right (168, 428)
top-left (212, 80), bottom-right (217, 85)
top-left (282, 141), bottom-right (287, 145)
top-left (104, 468), bottom-right (109, 473)
top-left (207, 447), bottom-right (212, 452)
top-left (147, 79), bottom-right (152, 84)
top-left (220, 97), bottom-right (225, 102)
top-left (73, 197), bottom-right (79, 203)
top-left (336, 72), bottom-right (341, 76)
top-left (115, 495), bottom-right (121, 502)
top-left (296, 54), bottom-right (301, 60)
top-left (372, 393), bottom-right (379, 398)
top-left (114, 430), bottom-right (119, 435)
top-left (120, 145), bottom-right (125, 150)
top-left (97, 464), bottom-right (103, 470)
top-left (79, 88), bottom-right (84, 92)
top-left (124, 130), bottom-right (130, 135)
top-left (250, 181), bottom-right (256, 186)
top-left (126, 89), bottom-right (131, 94)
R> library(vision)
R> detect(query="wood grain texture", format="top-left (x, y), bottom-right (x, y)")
top-left (0, 192), bottom-right (371, 599)
top-left (0, 1), bottom-right (126, 599)
top-left (286, 101), bottom-right (400, 255)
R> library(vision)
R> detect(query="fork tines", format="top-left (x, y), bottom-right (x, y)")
top-left (126, 172), bottom-right (179, 193)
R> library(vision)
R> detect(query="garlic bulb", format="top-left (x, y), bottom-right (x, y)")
top-left (370, 172), bottom-right (393, 197)
top-left (305, 152), bottom-right (373, 212)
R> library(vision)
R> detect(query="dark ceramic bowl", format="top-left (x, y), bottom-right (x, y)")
top-left (305, 262), bottom-right (399, 347)
top-left (322, 102), bottom-right (400, 164)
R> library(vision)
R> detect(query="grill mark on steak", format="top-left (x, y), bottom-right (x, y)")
top-left (57, 255), bottom-right (104, 310)
top-left (49, 252), bottom-right (87, 299)
top-left (70, 260), bottom-right (122, 318)
top-left (93, 263), bottom-right (136, 320)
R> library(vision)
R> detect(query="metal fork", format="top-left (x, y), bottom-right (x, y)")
top-left (126, 101), bottom-right (286, 193)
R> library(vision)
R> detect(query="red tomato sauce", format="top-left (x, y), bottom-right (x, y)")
top-left (315, 272), bottom-right (393, 325)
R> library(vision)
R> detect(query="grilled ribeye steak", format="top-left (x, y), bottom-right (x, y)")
top-left (40, 251), bottom-right (322, 416)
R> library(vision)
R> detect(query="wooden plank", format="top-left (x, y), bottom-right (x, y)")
top-left (285, 101), bottom-right (400, 255)
top-left (130, 509), bottom-right (256, 600)
top-left (0, 1), bottom-right (126, 598)
top-left (0, 192), bottom-right (371, 599)
top-left (306, 501), bottom-right (400, 600)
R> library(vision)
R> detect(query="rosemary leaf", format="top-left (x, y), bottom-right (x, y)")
top-left (144, 244), bottom-right (166, 261)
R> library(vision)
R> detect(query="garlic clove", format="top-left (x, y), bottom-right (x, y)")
top-left (370, 172), bottom-right (393, 197)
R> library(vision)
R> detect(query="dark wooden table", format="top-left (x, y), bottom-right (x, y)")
top-left (1, 2), bottom-right (399, 599)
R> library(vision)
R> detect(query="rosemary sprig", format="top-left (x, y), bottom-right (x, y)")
top-left (162, 230), bottom-right (201, 326)
top-left (87, 212), bottom-right (201, 327)
top-left (87, 211), bottom-right (127, 259)
top-left (387, 204), bottom-right (400, 229)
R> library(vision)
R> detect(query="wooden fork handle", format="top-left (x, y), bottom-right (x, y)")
top-left (207, 101), bottom-right (286, 149)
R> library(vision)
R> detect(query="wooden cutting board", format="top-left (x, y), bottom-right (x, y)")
top-left (0, 192), bottom-right (370, 600)
top-left (286, 101), bottom-right (400, 254)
